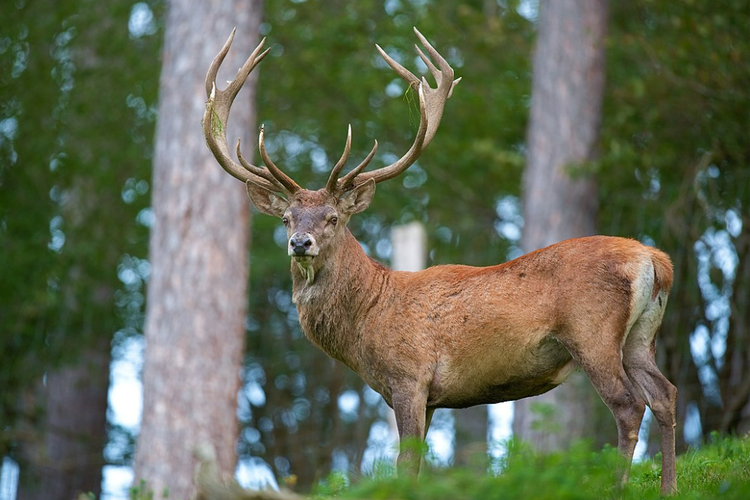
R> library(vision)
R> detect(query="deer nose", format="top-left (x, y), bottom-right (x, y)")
top-left (289, 233), bottom-right (314, 256)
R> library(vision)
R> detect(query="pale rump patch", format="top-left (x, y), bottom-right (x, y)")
top-left (624, 259), bottom-right (655, 334)
top-left (622, 256), bottom-right (669, 355)
top-left (624, 290), bottom-right (669, 368)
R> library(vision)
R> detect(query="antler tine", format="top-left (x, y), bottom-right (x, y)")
top-left (410, 27), bottom-right (458, 147)
top-left (414, 28), bottom-right (462, 99)
top-left (375, 44), bottom-right (420, 89)
top-left (236, 139), bottom-right (286, 191)
top-left (325, 125), bottom-right (353, 193)
top-left (259, 125), bottom-right (302, 193)
top-left (412, 28), bottom-right (452, 81)
top-left (203, 30), bottom-right (296, 194)
top-left (206, 29), bottom-right (271, 104)
top-left (226, 40), bottom-right (270, 101)
top-left (415, 45), bottom-right (439, 80)
top-left (345, 28), bottom-right (456, 187)
top-left (338, 140), bottom-right (378, 192)
top-left (205, 28), bottom-right (236, 98)
top-left (352, 84), bottom-right (428, 186)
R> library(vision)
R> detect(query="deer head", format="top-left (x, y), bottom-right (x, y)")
top-left (203, 28), bottom-right (460, 283)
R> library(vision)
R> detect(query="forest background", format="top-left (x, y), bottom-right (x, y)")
top-left (0, 0), bottom-right (748, 499)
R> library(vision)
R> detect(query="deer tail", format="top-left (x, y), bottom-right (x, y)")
top-left (650, 248), bottom-right (674, 300)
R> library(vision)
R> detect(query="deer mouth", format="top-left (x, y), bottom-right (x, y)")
top-left (293, 255), bottom-right (316, 284)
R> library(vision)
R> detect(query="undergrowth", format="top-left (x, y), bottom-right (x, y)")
top-left (315, 434), bottom-right (750, 500)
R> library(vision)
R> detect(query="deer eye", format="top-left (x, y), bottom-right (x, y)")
top-left (329, 215), bottom-right (339, 226)
top-left (282, 216), bottom-right (289, 226)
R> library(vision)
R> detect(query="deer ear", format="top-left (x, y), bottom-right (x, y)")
top-left (246, 180), bottom-right (290, 217)
top-left (338, 178), bottom-right (376, 215)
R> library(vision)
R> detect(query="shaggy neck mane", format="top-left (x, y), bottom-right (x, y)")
top-left (291, 228), bottom-right (387, 369)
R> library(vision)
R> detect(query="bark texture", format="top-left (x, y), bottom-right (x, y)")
top-left (133, 1), bottom-right (261, 498)
top-left (453, 406), bottom-right (488, 467)
top-left (17, 340), bottom-right (110, 500)
top-left (513, 0), bottom-right (609, 451)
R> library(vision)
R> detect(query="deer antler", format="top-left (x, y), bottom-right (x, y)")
top-left (325, 125), bottom-right (379, 193)
top-left (333, 27), bottom-right (461, 193)
top-left (203, 29), bottom-right (300, 195)
top-left (205, 28), bottom-right (457, 197)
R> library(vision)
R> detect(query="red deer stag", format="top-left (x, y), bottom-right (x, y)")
top-left (202, 28), bottom-right (677, 495)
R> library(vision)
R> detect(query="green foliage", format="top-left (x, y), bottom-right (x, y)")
top-left (324, 436), bottom-right (750, 500)
top-left (528, 402), bottom-right (561, 435)
top-left (645, 433), bottom-right (750, 498)
top-left (125, 479), bottom-right (171, 500)
top-left (128, 479), bottom-right (154, 500)
top-left (91, 437), bottom-right (750, 500)
top-left (315, 471), bottom-right (350, 497)
top-left (0, 0), bottom-right (162, 459)
top-left (601, 0), bottom-right (749, 239)
top-left (603, 0), bottom-right (750, 445)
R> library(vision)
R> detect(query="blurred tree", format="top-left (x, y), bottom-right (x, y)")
top-left (0, 0), bottom-right (158, 497)
top-left (512, 0), bottom-right (609, 450)
top-left (16, 344), bottom-right (110, 500)
top-left (132, 0), bottom-right (260, 498)
top-left (453, 406), bottom-right (488, 468)
top-left (601, 0), bottom-right (750, 451)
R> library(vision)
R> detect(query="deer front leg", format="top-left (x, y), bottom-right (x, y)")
top-left (392, 390), bottom-right (429, 476)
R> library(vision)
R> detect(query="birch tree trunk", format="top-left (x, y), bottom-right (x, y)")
top-left (133, 1), bottom-right (261, 498)
top-left (512, 0), bottom-right (609, 451)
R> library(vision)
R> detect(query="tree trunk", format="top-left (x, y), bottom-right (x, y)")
top-left (718, 221), bottom-right (750, 434)
top-left (133, 1), bottom-right (261, 498)
top-left (453, 406), bottom-right (488, 468)
top-left (513, 0), bottom-right (609, 451)
top-left (17, 339), bottom-right (111, 500)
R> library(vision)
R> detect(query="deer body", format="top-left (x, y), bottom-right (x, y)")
top-left (203, 29), bottom-right (678, 495)
top-left (291, 227), bottom-right (671, 414)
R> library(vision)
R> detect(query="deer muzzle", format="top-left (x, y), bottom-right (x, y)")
top-left (289, 232), bottom-right (319, 259)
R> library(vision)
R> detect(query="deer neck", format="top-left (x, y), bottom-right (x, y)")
top-left (290, 229), bottom-right (385, 369)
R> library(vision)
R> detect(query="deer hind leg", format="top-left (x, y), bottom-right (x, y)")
top-left (622, 300), bottom-right (678, 495)
top-left (558, 331), bottom-right (646, 488)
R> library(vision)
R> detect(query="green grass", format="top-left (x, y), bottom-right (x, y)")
top-left (314, 434), bottom-right (750, 499)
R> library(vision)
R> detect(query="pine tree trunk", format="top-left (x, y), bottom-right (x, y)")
top-left (133, 1), bottom-right (261, 498)
top-left (17, 340), bottom-right (110, 500)
top-left (453, 406), bottom-right (487, 468)
top-left (512, 0), bottom-right (609, 451)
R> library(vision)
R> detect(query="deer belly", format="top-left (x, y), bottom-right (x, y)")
top-left (428, 338), bottom-right (576, 408)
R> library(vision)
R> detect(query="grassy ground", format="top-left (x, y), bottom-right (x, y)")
top-left (312, 434), bottom-right (750, 500)
top-left (137, 433), bottom-right (749, 499)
